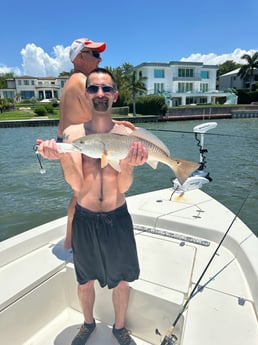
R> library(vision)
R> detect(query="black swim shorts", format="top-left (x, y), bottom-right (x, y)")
top-left (71, 203), bottom-right (140, 289)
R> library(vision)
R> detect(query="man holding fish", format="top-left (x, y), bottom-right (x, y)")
top-left (37, 67), bottom-right (198, 345)
top-left (38, 68), bottom-right (148, 345)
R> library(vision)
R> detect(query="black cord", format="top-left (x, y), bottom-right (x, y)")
top-left (33, 145), bottom-right (46, 174)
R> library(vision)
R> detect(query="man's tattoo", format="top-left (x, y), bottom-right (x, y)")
top-left (63, 133), bottom-right (70, 141)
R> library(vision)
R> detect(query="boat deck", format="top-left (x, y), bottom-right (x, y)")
top-left (22, 309), bottom-right (150, 345)
top-left (1, 188), bottom-right (258, 345)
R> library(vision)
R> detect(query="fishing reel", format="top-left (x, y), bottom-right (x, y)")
top-left (156, 327), bottom-right (178, 345)
top-left (173, 122), bottom-right (217, 192)
top-left (160, 334), bottom-right (178, 345)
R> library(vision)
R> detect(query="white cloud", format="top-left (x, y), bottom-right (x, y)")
top-left (1, 45), bottom-right (257, 77)
top-left (21, 43), bottom-right (72, 76)
top-left (0, 64), bottom-right (22, 76)
top-left (0, 43), bottom-right (73, 77)
top-left (180, 48), bottom-right (257, 65)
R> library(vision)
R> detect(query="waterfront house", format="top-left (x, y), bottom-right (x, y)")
top-left (0, 75), bottom-right (68, 101)
top-left (219, 68), bottom-right (258, 91)
top-left (134, 61), bottom-right (233, 106)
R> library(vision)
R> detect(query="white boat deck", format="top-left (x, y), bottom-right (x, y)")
top-left (0, 188), bottom-right (258, 345)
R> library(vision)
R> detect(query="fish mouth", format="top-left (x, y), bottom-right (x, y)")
top-left (72, 143), bottom-right (83, 151)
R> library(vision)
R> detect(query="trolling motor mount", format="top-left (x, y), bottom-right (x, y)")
top-left (173, 122), bottom-right (217, 192)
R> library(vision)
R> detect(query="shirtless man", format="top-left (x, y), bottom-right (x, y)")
top-left (58, 38), bottom-right (134, 248)
top-left (37, 68), bottom-right (148, 345)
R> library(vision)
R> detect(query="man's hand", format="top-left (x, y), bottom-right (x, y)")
top-left (113, 119), bottom-right (135, 131)
top-left (36, 139), bottom-right (62, 160)
top-left (123, 141), bottom-right (148, 167)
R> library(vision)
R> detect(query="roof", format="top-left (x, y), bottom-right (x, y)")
top-left (220, 68), bottom-right (240, 77)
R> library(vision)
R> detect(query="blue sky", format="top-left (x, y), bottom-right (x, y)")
top-left (1, 0), bottom-right (257, 76)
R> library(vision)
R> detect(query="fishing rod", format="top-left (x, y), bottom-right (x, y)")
top-left (146, 127), bottom-right (256, 139)
top-left (159, 188), bottom-right (253, 345)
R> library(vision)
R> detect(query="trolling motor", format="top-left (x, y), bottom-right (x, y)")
top-left (173, 122), bottom-right (217, 192)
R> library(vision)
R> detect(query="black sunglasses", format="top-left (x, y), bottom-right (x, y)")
top-left (81, 50), bottom-right (100, 59)
top-left (86, 85), bottom-right (115, 94)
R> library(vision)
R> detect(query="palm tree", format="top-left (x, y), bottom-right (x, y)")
top-left (237, 52), bottom-right (258, 89)
top-left (122, 64), bottom-right (147, 116)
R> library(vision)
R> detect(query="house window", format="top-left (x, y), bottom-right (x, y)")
top-left (178, 68), bottom-right (194, 78)
top-left (3, 91), bottom-right (15, 98)
top-left (154, 83), bottom-right (164, 94)
top-left (23, 80), bottom-right (30, 85)
top-left (154, 69), bottom-right (165, 78)
top-left (178, 82), bottom-right (193, 92)
top-left (18, 80), bottom-right (22, 85)
top-left (201, 71), bottom-right (209, 79)
top-left (200, 83), bottom-right (208, 92)
top-left (21, 90), bottom-right (35, 99)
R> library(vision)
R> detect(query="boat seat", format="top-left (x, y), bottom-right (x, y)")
top-left (0, 242), bottom-right (70, 311)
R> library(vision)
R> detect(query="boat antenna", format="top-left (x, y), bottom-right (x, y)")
top-left (159, 188), bottom-right (252, 345)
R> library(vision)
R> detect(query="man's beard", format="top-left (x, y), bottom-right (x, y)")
top-left (93, 98), bottom-right (109, 112)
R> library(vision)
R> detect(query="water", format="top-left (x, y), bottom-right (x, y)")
top-left (1, 118), bottom-right (258, 241)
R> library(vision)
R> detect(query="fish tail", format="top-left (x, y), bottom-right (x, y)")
top-left (169, 158), bottom-right (200, 185)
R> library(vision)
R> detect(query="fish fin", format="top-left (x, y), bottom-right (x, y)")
top-left (130, 127), bottom-right (170, 156)
top-left (101, 152), bottom-right (108, 168)
top-left (172, 159), bottom-right (200, 184)
top-left (111, 124), bottom-right (135, 135)
top-left (108, 160), bottom-right (121, 172)
top-left (147, 160), bottom-right (159, 169)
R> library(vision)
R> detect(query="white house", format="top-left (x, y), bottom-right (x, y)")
top-left (0, 75), bottom-right (68, 101)
top-left (134, 61), bottom-right (233, 106)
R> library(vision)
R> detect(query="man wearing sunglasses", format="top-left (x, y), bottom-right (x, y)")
top-left (57, 38), bottom-right (135, 249)
top-left (37, 68), bottom-right (148, 345)
top-left (57, 38), bottom-right (106, 249)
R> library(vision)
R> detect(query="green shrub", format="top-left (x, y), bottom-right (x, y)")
top-left (34, 106), bottom-right (47, 116)
top-left (45, 104), bottom-right (55, 114)
top-left (129, 96), bottom-right (167, 115)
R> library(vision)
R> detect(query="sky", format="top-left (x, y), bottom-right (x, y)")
top-left (1, 0), bottom-right (257, 77)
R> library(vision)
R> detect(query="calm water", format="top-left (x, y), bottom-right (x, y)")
top-left (1, 118), bottom-right (258, 241)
